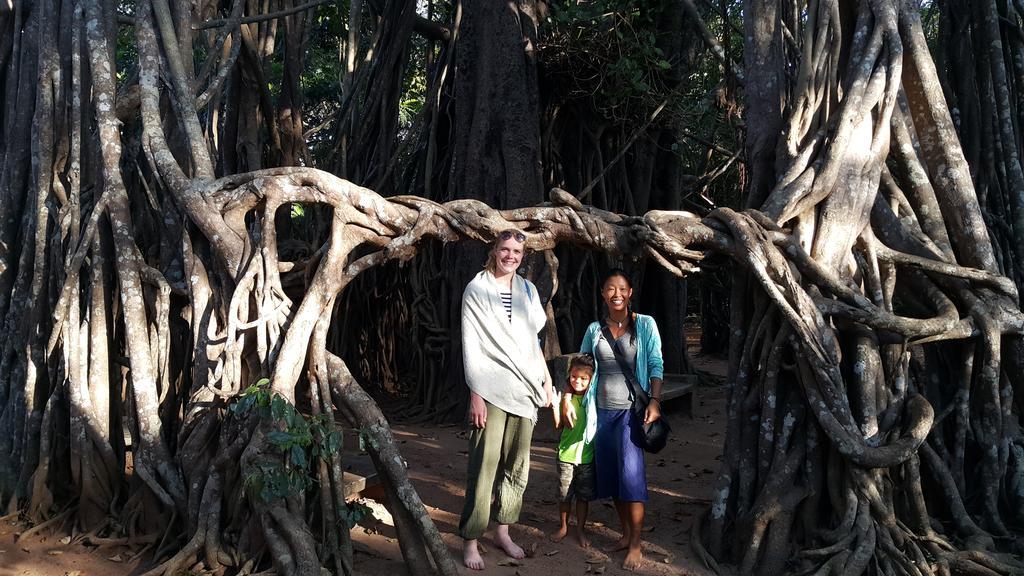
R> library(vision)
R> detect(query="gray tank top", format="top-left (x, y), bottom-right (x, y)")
top-left (595, 331), bottom-right (637, 410)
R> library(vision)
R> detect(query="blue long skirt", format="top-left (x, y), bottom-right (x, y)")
top-left (594, 408), bottom-right (648, 502)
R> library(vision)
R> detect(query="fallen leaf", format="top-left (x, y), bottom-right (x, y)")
top-left (59, 536), bottom-right (71, 545)
top-left (47, 550), bottom-right (63, 555)
top-left (525, 541), bottom-right (539, 558)
top-left (108, 554), bottom-right (123, 562)
top-left (497, 559), bottom-right (523, 567)
top-left (545, 550), bottom-right (560, 556)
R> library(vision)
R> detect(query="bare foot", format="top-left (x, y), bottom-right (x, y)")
top-left (463, 539), bottom-right (485, 571)
top-left (495, 526), bottom-right (525, 559)
top-left (574, 527), bottom-right (591, 549)
top-left (623, 546), bottom-right (644, 571)
top-left (603, 535), bottom-right (629, 553)
top-left (549, 525), bottom-right (569, 543)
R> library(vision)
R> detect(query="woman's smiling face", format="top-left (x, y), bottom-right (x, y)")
top-left (602, 274), bottom-right (633, 314)
top-left (493, 237), bottom-right (524, 276)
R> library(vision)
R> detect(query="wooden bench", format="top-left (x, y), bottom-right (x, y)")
top-left (342, 453), bottom-right (381, 502)
top-left (660, 373), bottom-right (696, 419)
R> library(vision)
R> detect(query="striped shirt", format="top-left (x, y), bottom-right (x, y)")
top-left (500, 291), bottom-right (512, 321)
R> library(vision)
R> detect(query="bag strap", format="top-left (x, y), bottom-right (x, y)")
top-left (599, 324), bottom-right (649, 404)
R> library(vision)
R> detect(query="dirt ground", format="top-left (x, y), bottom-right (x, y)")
top-left (0, 357), bottom-right (728, 576)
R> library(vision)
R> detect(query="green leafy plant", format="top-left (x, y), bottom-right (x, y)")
top-left (231, 378), bottom-right (344, 503)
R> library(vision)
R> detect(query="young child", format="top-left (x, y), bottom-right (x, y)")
top-left (551, 353), bottom-right (596, 547)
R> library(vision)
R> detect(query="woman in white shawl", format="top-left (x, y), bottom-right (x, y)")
top-left (459, 229), bottom-right (553, 571)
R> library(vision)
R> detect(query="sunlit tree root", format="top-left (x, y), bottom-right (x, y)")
top-left (3, 0), bottom-right (1024, 574)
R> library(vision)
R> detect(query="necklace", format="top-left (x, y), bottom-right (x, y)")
top-left (607, 316), bottom-right (627, 329)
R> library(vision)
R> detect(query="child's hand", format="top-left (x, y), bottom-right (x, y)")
top-left (563, 397), bottom-right (577, 429)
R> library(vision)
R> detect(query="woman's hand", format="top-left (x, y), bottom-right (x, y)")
top-left (468, 392), bottom-right (487, 429)
top-left (645, 378), bottom-right (664, 425)
top-left (552, 392), bottom-right (562, 429)
top-left (644, 398), bottom-right (661, 425)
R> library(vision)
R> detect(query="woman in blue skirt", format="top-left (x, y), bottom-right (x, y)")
top-left (566, 268), bottom-right (664, 571)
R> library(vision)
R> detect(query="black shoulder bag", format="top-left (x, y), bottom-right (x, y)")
top-left (600, 325), bottom-right (671, 454)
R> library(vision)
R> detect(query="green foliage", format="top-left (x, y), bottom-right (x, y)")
top-left (231, 378), bottom-right (344, 503)
top-left (115, 3), bottom-right (138, 84)
top-left (398, 72), bottom-right (427, 128)
top-left (918, 1), bottom-right (941, 57)
top-left (357, 425), bottom-right (379, 452)
top-left (338, 500), bottom-right (372, 529)
top-left (540, 0), bottom-right (674, 123)
top-left (540, 0), bottom-right (746, 211)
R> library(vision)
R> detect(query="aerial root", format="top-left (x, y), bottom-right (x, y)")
top-left (15, 507), bottom-right (74, 543)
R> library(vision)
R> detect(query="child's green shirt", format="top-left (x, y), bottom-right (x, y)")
top-left (558, 394), bottom-right (594, 464)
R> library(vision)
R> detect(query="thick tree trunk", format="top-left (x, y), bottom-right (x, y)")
top-left (701, 1), bottom-right (1024, 575)
top-left (449, 0), bottom-right (543, 206)
top-left (2, 3), bottom-right (1023, 576)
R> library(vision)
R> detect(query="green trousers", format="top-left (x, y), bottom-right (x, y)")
top-left (458, 401), bottom-right (535, 540)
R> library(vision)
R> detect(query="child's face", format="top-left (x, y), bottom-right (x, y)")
top-left (568, 367), bottom-right (593, 394)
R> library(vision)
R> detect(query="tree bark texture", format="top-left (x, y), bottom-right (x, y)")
top-left (0, 2), bottom-right (1022, 576)
top-left (701, 1), bottom-right (1024, 575)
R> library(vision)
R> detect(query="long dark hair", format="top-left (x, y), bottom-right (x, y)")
top-left (601, 267), bottom-right (637, 343)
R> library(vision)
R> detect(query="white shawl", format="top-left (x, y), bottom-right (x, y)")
top-left (461, 270), bottom-right (549, 421)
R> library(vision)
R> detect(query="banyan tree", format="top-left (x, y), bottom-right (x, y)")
top-left (1, 0), bottom-right (1023, 575)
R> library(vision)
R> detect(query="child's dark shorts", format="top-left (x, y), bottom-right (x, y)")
top-left (557, 460), bottom-right (596, 503)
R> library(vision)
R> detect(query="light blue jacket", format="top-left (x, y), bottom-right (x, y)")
top-left (578, 314), bottom-right (664, 443)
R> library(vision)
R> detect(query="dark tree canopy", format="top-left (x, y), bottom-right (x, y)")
top-left (0, 1), bottom-right (1022, 575)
